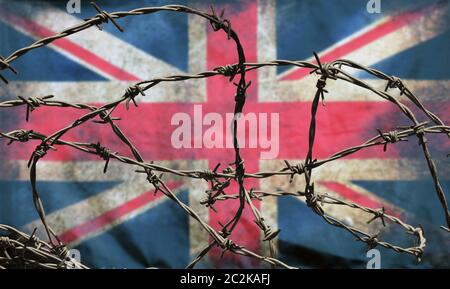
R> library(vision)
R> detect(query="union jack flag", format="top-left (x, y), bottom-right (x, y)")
top-left (0, 0), bottom-right (449, 268)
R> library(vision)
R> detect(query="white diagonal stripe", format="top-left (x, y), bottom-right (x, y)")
top-left (0, 0), bottom-right (207, 102)
top-left (277, 3), bottom-right (448, 81)
top-left (1, 0), bottom-right (178, 78)
top-left (19, 159), bottom-right (208, 246)
top-left (0, 80), bottom-right (205, 103)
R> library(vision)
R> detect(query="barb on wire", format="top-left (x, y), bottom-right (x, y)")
top-left (0, 55), bottom-right (17, 84)
top-left (90, 142), bottom-right (116, 173)
top-left (209, 6), bottom-right (232, 39)
top-left (17, 95), bottom-right (54, 122)
top-left (376, 129), bottom-right (407, 152)
top-left (89, 2), bottom-right (124, 32)
top-left (124, 84), bottom-right (145, 109)
top-left (0, 225), bottom-right (87, 269)
top-left (0, 3), bottom-right (448, 270)
top-left (214, 64), bottom-right (239, 81)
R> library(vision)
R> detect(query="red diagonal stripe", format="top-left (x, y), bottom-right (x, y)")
top-left (59, 181), bottom-right (182, 244)
top-left (0, 4), bottom-right (140, 81)
top-left (281, 5), bottom-right (430, 81)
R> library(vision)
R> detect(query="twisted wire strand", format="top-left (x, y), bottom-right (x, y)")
top-left (0, 3), bottom-right (448, 269)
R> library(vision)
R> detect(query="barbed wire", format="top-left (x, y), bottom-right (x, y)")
top-left (0, 2), bottom-right (448, 269)
top-left (0, 224), bottom-right (87, 269)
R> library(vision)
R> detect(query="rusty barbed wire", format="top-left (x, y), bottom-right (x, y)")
top-left (0, 224), bottom-right (87, 269)
top-left (0, 3), bottom-right (449, 269)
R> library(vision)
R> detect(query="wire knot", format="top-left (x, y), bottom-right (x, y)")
top-left (8, 129), bottom-right (33, 145)
top-left (317, 78), bottom-right (328, 106)
top-left (53, 244), bottom-right (70, 260)
top-left (90, 2), bottom-right (124, 32)
top-left (135, 168), bottom-right (164, 195)
top-left (199, 163), bottom-right (220, 182)
top-left (18, 95), bottom-right (54, 121)
top-left (0, 55), bottom-right (17, 84)
top-left (385, 131), bottom-right (400, 143)
top-left (209, 6), bottom-right (232, 40)
top-left (214, 64), bottom-right (238, 81)
top-left (253, 215), bottom-right (279, 243)
top-left (220, 238), bottom-right (237, 258)
top-left (310, 53), bottom-right (334, 105)
top-left (198, 169), bottom-right (216, 181)
top-left (376, 129), bottom-right (405, 152)
top-left (28, 142), bottom-right (54, 168)
top-left (300, 183), bottom-right (324, 215)
top-left (124, 85), bottom-right (145, 109)
top-left (264, 227), bottom-right (280, 242)
top-left (284, 160), bottom-right (305, 183)
top-left (316, 77), bottom-right (327, 89)
top-left (306, 191), bottom-right (319, 208)
top-left (96, 144), bottom-right (112, 160)
top-left (146, 171), bottom-right (159, 185)
top-left (412, 122), bottom-right (428, 145)
top-left (385, 76), bottom-right (406, 95)
top-left (92, 142), bottom-right (116, 173)
top-left (33, 144), bottom-right (50, 158)
top-left (310, 53), bottom-right (336, 79)
top-left (367, 207), bottom-right (386, 227)
top-left (364, 234), bottom-right (379, 250)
